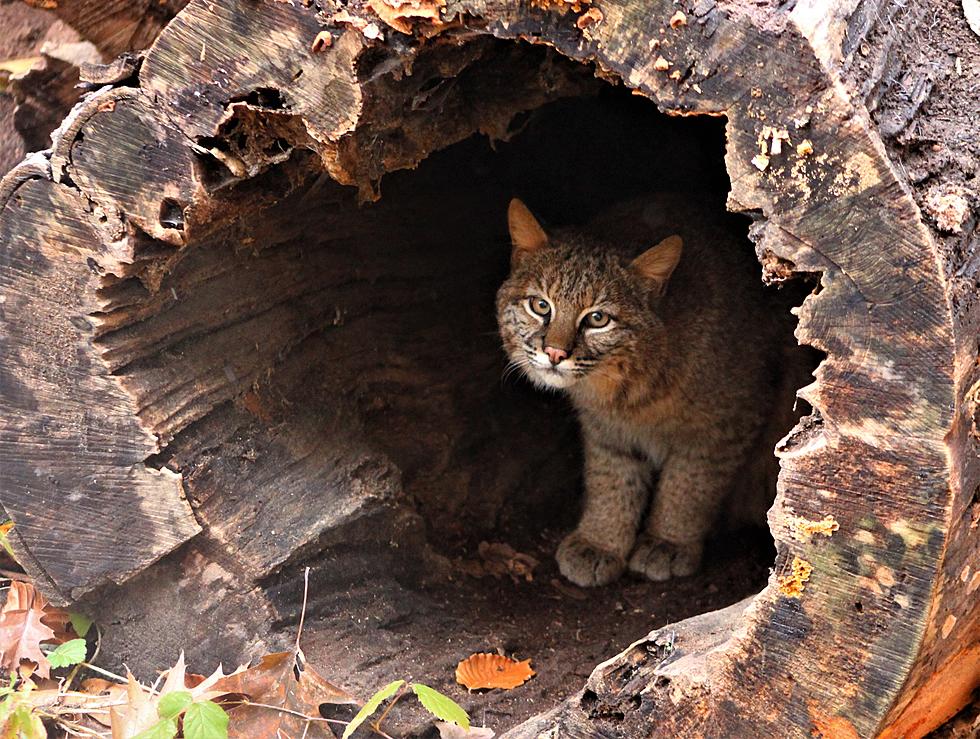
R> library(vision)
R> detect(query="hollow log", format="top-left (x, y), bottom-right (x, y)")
top-left (0, 1), bottom-right (977, 737)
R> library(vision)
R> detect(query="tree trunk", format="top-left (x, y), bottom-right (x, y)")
top-left (0, 1), bottom-right (976, 737)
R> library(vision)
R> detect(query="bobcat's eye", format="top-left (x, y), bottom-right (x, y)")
top-left (583, 310), bottom-right (611, 329)
top-left (528, 297), bottom-right (551, 318)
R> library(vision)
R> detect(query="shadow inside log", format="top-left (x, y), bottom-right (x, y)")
top-left (89, 73), bottom-right (820, 734)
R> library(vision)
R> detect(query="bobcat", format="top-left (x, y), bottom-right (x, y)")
top-left (496, 195), bottom-right (793, 586)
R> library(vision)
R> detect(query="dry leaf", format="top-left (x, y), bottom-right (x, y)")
top-left (456, 654), bottom-right (534, 691)
top-left (4, 579), bottom-right (75, 644)
top-left (477, 542), bottom-right (538, 583)
top-left (81, 679), bottom-right (129, 727)
top-left (436, 721), bottom-right (495, 738)
top-left (109, 672), bottom-right (159, 739)
top-left (109, 653), bottom-right (247, 738)
top-left (0, 581), bottom-right (56, 678)
top-left (212, 651), bottom-right (356, 738)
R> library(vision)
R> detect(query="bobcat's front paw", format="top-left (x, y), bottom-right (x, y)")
top-left (556, 532), bottom-right (626, 587)
top-left (628, 535), bottom-right (703, 581)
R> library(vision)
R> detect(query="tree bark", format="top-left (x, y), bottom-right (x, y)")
top-left (0, 1), bottom-right (975, 737)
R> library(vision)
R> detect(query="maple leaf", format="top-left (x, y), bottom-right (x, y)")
top-left (2, 579), bottom-right (74, 644)
top-left (0, 582), bottom-right (56, 678)
top-left (209, 651), bottom-right (356, 738)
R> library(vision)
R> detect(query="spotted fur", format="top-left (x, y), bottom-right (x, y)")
top-left (497, 195), bottom-right (788, 586)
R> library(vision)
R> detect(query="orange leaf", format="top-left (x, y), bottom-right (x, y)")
top-left (455, 653), bottom-right (534, 690)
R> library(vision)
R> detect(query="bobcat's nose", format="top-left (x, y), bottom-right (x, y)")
top-left (544, 346), bottom-right (568, 366)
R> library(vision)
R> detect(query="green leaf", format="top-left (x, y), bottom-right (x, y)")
top-left (9, 704), bottom-right (45, 739)
top-left (69, 612), bottom-right (94, 638)
top-left (133, 718), bottom-right (179, 739)
top-left (183, 700), bottom-right (229, 739)
top-left (411, 683), bottom-right (469, 730)
top-left (342, 680), bottom-right (405, 739)
top-left (47, 638), bottom-right (87, 668)
top-left (0, 521), bottom-right (14, 558)
top-left (158, 690), bottom-right (193, 720)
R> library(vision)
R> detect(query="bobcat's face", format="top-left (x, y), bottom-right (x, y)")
top-left (496, 200), bottom-right (681, 392)
top-left (497, 247), bottom-right (646, 390)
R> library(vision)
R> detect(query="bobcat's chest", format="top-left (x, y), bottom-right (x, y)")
top-left (588, 413), bottom-right (670, 468)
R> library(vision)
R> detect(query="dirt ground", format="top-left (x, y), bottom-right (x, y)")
top-left (297, 527), bottom-right (773, 736)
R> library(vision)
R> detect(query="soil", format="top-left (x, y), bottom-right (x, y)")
top-left (298, 527), bottom-right (773, 737)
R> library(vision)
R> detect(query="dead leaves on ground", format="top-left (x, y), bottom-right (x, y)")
top-left (108, 650), bottom-right (356, 739)
top-left (0, 638), bottom-right (355, 738)
top-left (455, 654), bottom-right (534, 691)
top-left (454, 542), bottom-right (538, 584)
top-left (0, 581), bottom-right (81, 679)
top-left (211, 651), bottom-right (356, 738)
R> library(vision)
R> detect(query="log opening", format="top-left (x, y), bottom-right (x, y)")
top-left (85, 51), bottom-right (817, 731)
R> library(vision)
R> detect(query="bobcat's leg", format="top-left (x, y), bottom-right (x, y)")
top-left (557, 429), bottom-right (652, 587)
top-left (629, 445), bottom-right (741, 581)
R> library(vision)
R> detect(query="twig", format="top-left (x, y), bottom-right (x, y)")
top-left (64, 623), bottom-right (103, 692)
top-left (372, 683), bottom-right (407, 738)
top-left (76, 661), bottom-right (153, 692)
top-left (37, 710), bottom-right (109, 738)
top-left (0, 569), bottom-right (32, 582)
top-left (295, 565), bottom-right (311, 653)
top-left (241, 700), bottom-right (348, 726)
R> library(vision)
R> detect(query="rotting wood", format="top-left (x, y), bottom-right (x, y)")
top-left (0, 0), bottom-right (976, 736)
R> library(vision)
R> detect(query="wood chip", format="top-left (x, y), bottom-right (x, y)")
top-left (751, 153), bottom-right (770, 171)
top-left (669, 10), bottom-right (687, 28)
top-left (653, 56), bottom-right (670, 71)
top-left (796, 139), bottom-right (813, 156)
top-left (311, 31), bottom-right (333, 52)
top-left (576, 7), bottom-right (603, 29)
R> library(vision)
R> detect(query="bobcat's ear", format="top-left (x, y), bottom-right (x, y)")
top-left (508, 198), bottom-right (549, 263)
top-left (631, 235), bottom-right (683, 293)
